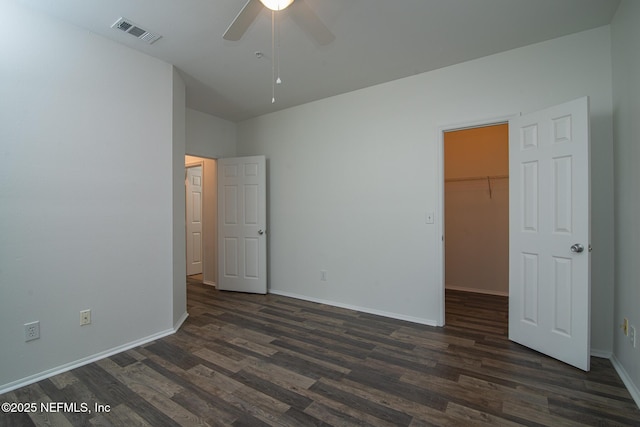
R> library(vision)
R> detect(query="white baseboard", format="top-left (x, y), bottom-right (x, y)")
top-left (590, 348), bottom-right (612, 359)
top-left (174, 311), bottom-right (189, 330)
top-left (203, 280), bottom-right (216, 287)
top-left (269, 289), bottom-right (438, 326)
top-left (611, 355), bottom-right (640, 409)
top-left (0, 326), bottom-right (180, 395)
top-left (446, 285), bottom-right (508, 297)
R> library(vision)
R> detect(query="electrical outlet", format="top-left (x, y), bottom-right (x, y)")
top-left (320, 270), bottom-right (327, 281)
top-left (622, 318), bottom-right (629, 336)
top-left (630, 325), bottom-right (636, 348)
top-left (80, 309), bottom-right (91, 326)
top-left (24, 321), bottom-right (40, 342)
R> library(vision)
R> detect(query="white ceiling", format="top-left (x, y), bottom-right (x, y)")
top-left (20, 0), bottom-right (621, 122)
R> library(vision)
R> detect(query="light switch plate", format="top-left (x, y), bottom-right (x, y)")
top-left (426, 212), bottom-right (434, 224)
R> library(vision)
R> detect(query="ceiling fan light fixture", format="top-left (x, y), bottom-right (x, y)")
top-left (259, 0), bottom-right (294, 11)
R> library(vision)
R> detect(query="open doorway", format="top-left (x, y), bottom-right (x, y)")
top-left (185, 155), bottom-right (218, 287)
top-left (443, 123), bottom-right (509, 326)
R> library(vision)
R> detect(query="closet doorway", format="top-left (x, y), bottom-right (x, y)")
top-left (443, 123), bottom-right (509, 321)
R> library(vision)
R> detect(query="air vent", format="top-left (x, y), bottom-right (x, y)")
top-left (111, 17), bottom-right (161, 45)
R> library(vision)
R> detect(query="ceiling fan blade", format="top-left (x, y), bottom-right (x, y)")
top-left (290, 0), bottom-right (335, 46)
top-left (223, 0), bottom-right (264, 41)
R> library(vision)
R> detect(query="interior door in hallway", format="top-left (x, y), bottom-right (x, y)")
top-left (509, 97), bottom-right (591, 371)
top-left (186, 165), bottom-right (203, 276)
top-left (217, 156), bottom-right (267, 294)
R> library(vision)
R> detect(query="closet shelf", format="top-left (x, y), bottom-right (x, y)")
top-left (445, 175), bottom-right (508, 199)
top-left (445, 174), bottom-right (509, 183)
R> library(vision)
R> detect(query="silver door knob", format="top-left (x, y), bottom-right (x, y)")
top-left (571, 243), bottom-right (584, 253)
top-left (258, 229), bottom-right (265, 235)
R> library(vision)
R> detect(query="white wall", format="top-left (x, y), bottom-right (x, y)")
top-left (611, 0), bottom-right (640, 405)
top-left (445, 179), bottom-right (509, 295)
top-left (186, 108), bottom-right (236, 159)
top-left (173, 69), bottom-right (187, 327)
top-left (184, 109), bottom-right (236, 286)
top-left (0, 2), bottom-right (181, 392)
top-left (237, 27), bottom-right (615, 352)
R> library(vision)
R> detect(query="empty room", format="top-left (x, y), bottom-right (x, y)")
top-left (1, 0), bottom-right (639, 425)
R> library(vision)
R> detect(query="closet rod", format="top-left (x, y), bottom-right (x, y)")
top-left (445, 174), bottom-right (509, 183)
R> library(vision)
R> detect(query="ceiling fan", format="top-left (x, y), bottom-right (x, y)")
top-left (223, 0), bottom-right (335, 46)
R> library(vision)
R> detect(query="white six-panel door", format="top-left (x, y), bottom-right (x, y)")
top-left (186, 165), bottom-right (203, 276)
top-left (217, 156), bottom-right (267, 294)
top-left (509, 97), bottom-right (591, 371)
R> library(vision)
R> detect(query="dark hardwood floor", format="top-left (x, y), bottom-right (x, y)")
top-left (1, 281), bottom-right (639, 426)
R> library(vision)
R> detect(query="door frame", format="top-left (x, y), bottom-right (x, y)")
top-left (185, 156), bottom-right (219, 287)
top-left (436, 114), bottom-right (516, 326)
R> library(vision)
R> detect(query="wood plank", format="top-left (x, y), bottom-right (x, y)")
top-left (444, 401), bottom-right (523, 426)
top-left (242, 359), bottom-right (317, 390)
top-left (6, 385), bottom-right (73, 427)
top-left (88, 403), bottom-right (154, 427)
top-left (231, 370), bottom-right (313, 411)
